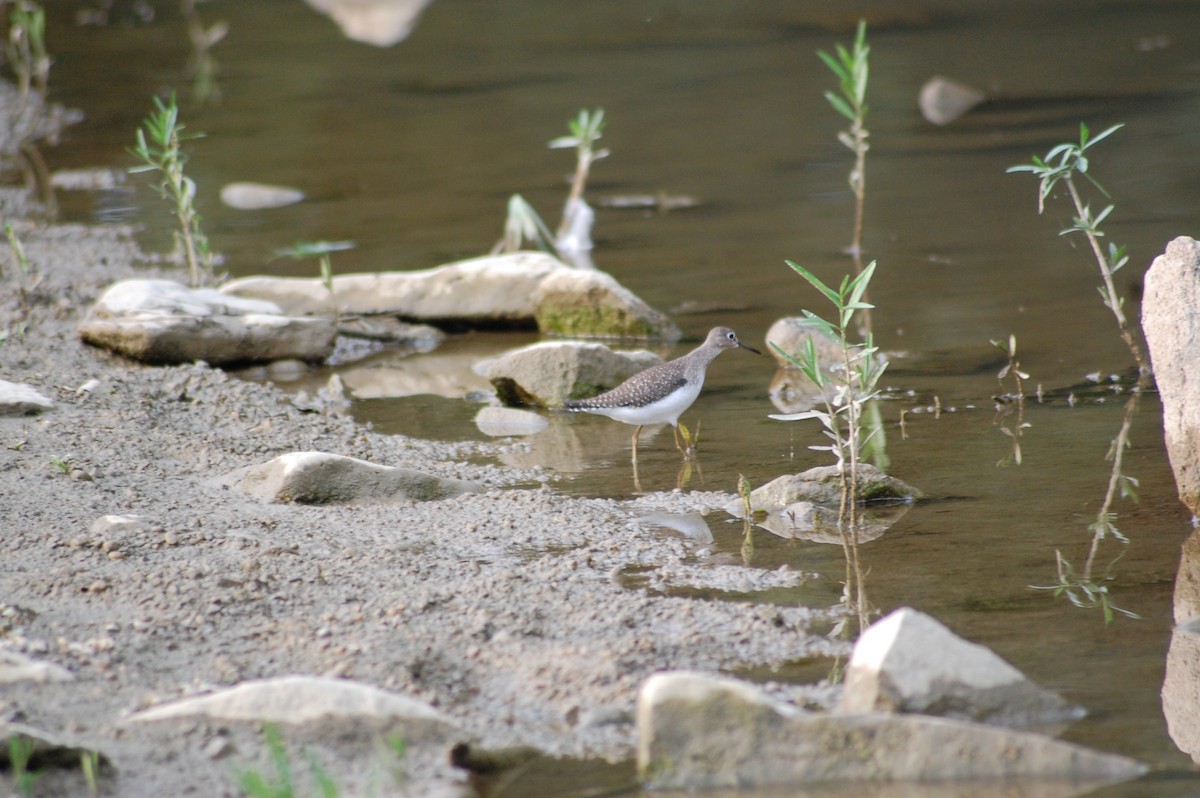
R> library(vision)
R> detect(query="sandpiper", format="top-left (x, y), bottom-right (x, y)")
top-left (561, 326), bottom-right (761, 459)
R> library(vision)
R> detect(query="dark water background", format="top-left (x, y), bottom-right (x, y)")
top-left (34, 1), bottom-right (1200, 795)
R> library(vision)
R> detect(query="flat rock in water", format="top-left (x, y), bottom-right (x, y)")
top-left (840, 607), bottom-right (1085, 727)
top-left (302, 0), bottom-right (434, 46)
top-left (220, 451), bottom-right (481, 504)
top-left (483, 340), bottom-right (662, 408)
top-left (636, 671), bottom-right (1145, 790)
top-left (1142, 236), bottom-right (1200, 514)
top-left (129, 675), bottom-right (455, 735)
top-left (219, 181), bottom-right (305, 209)
top-left (0, 379), bottom-right (54, 414)
top-left (724, 464), bottom-right (923, 514)
top-left (221, 252), bottom-right (678, 339)
top-left (78, 279), bottom-right (336, 366)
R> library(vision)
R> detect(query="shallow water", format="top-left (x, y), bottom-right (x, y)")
top-left (41, 0), bottom-right (1200, 794)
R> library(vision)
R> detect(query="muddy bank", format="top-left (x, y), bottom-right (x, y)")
top-left (0, 179), bottom-right (841, 795)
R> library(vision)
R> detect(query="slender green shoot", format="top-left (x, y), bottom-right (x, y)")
top-left (1007, 123), bottom-right (1150, 382)
top-left (7, 735), bottom-right (40, 798)
top-left (81, 749), bottom-right (101, 797)
top-left (819, 20), bottom-right (870, 267)
top-left (129, 92), bottom-right (216, 287)
top-left (4, 223), bottom-right (39, 311)
top-left (236, 725), bottom-right (340, 798)
top-left (274, 241), bottom-right (355, 326)
top-left (494, 194), bottom-right (556, 254)
top-left (50, 456), bottom-right (72, 474)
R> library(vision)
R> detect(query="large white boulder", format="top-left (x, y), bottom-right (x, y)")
top-left (483, 340), bottom-right (662, 407)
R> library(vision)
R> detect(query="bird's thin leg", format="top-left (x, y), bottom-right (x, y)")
top-left (672, 424), bottom-right (686, 457)
top-left (632, 426), bottom-right (644, 492)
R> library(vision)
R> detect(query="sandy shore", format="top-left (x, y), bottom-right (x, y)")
top-left (0, 171), bottom-right (841, 795)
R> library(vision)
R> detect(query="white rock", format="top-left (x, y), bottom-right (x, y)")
top-left (219, 181), bottom-right (305, 210)
top-left (78, 279), bottom-right (337, 366)
top-left (1142, 236), bottom-right (1200, 514)
top-left (302, 0), bottom-right (434, 46)
top-left (0, 379), bottom-right (53, 415)
top-left (474, 406), bottom-right (548, 437)
top-left (129, 675), bottom-right (454, 732)
top-left (220, 451), bottom-right (480, 504)
top-left (0, 649), bottom-right (74, 684)
top-left (637, 671), bottom-right (1144, 789)
top-left (919, 75), bottom-right (987, 125)
top-left (840, 607), bottom-right (1084, 726)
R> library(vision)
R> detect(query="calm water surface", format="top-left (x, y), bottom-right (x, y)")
top-left (41, 1), bottom-right (1200, 795)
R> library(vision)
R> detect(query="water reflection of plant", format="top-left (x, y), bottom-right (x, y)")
top-left (1008, 123), bottom-right (1151, 383)
top-left (181, 0), bottom-right (227, 106)
top-left (769, 261), bottom-right (885, 631)
top-left (991, 334), bottom-right (1032, 466)
top-left (1031, 393), bottom-right (1142, 623)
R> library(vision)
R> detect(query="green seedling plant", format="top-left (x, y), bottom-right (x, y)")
top-left (4, 1), bottom-right (49, 108)
top-left (274, 241), bottom-right (355, 326)
top-left (6, 735), bottom-right (40, 798)
top-left (819, 21), bottom-right (870, 264)
top-left (1007, 123), bottom-right (1151, 382)
top-left (494, 194), bottom-right (556, 254)
top-left (129, 92), bottom-right (217, 287)
top-left (236, 725), bottom-right (339, 798)
top-left (81, 748), bottom-right (101, 797)
top-left (549, 107), bottom-right (607, 247)
top-left (769, 260), bottom-right (885, 630)
top-left (49, 456), bottom-right (72, 474)
top-left (4, 222), bottom-right (39, 313)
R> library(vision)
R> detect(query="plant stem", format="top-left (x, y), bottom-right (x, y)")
top-left (1063, 177), bottom-right (1150, 381)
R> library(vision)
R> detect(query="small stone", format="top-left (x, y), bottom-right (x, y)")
top-left (219, 182), bottom-right (305, 210)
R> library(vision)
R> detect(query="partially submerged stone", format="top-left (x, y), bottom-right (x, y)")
top-left (221, 451), bottom-right (480, 504)
top-left (483, 340), bottom-right (662, 407)
top-left (765, 316), bottom-right (843, 371)
top-left (532, 267), bottom-right (680, 340)
top-left (78, 279), bottom-right (336, 366)
top-left (637, 671), bottom-right (1144, 790)
top-left (725, 464), bottom-right (923, 514)
top-left (219, 181), bottom-right (305, 209)
top-left (0, 379), bottom-right (54, 414)
top-left (1142, 236), bottom-right (1200, 514)
top-left (221, 252), bottom-right (678, 339)
top-left (841, 607), bottom-right (1085, 727)
top-left (129, 675), bottom-right (454, 736)
top-left (919, 75), bottom-right (987, 125)
top-left (302, 0), bottom-right (434, 46)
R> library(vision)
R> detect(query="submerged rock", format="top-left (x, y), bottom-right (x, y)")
top-left (636, 671), bottom-right (1145, 790)
top-left (483, 340), bottom-right (662, 407)
top-left (220, 451), bottom-right (480, 504)
top-left (840, 607), bottom-right (1085, 727)
top-left (474, 406), bottom-right (549, 437)
top-left (1142, 236), bottom-right (1200, 515)
top-left (302, 0), bottom-right (435, 46)
top-left (78, 279), bottom-right (336, 366)
top-left (765, 316), bottom-right (844, 371)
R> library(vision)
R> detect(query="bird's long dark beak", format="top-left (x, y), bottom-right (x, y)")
top-left (740, 341), bottom-right (762, 355)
